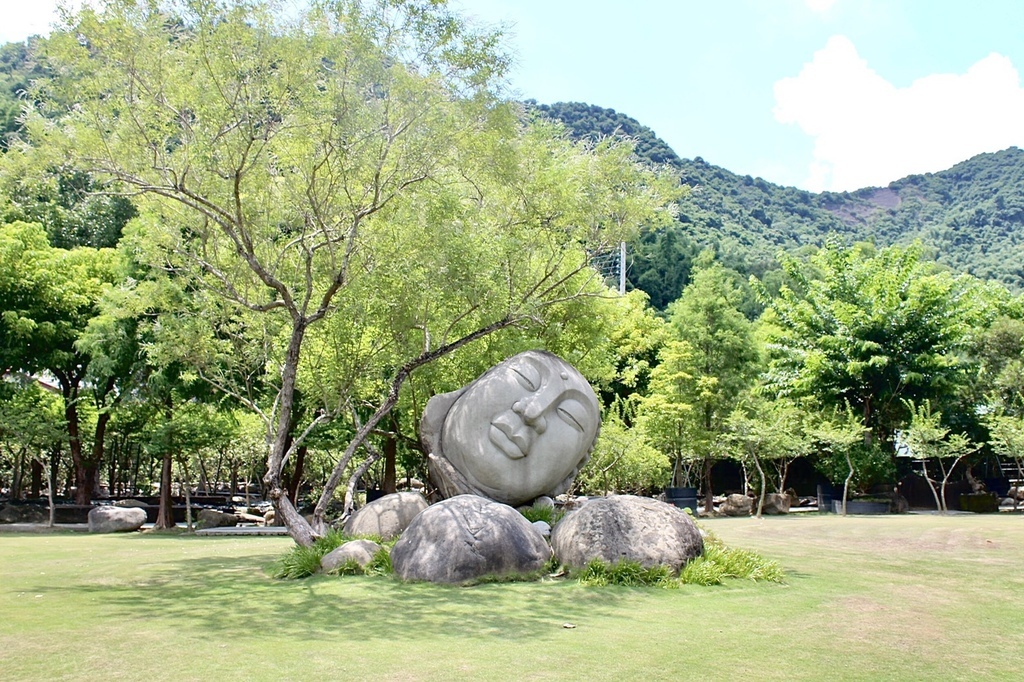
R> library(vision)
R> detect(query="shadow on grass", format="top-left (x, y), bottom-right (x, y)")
top-left (25, 535), bottom-right (640, 643)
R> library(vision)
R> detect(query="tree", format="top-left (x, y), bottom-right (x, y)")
top-left (726, 394), bottom-right (809, 517)
top-left (37, 0), bottom-right (672, 544)
top-left (662, 249), bottom-right (760, 511)
top-left (0, 220), bottom-right (124, 504)
top-left (806, 405), bottom-right (869, 516)
top-left (576, 399), bottom-right (669, 496)
top-left (758, 241), bottom-right (989, 449)
top-left (902, 399), bottom-right (979, 513)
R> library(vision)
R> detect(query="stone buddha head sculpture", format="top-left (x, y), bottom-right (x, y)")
top-left (421, 350), bottom-right (601, 507)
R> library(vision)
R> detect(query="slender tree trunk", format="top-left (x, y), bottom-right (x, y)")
top-left (154, 395), bottom-right (176, 530)
top-left (31, 458), bottom-right (43, 498)
top-left (63, 387), bottom-right (91, 505)
top-left (920, 460), bottom-right (942, 513)
top-left (383, 435), bottom-right (397, 495)
top-left (287, 444), bottom-right (307, 503)
top-left (753, 451), bottom-right (766, 518)
top-left (703, 458), bottom-right (714, 515)
top-left (154, 453), bottom-right (175, 529)
top-left (842, 450), bottom-right (854, 516)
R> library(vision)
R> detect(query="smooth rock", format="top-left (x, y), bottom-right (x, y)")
top-left (533, 495), bottom-right (555, 510)
top-left (761, 492), bottom-right (791, 515)
top-left (196, 508), bottom-right (238, 529)
top-left (532, 519), bottom-right (551, 537)
top-left (344, 491), bottom-right (428, 540)
top-left (390, 494), bottom-right (551, 584)
top-left (264, 509), bottom-right (279, 526)
top-left (551, 494), bottom-right (704, 573)
top-left (88, 506), bottom-right (147, 533)
top-left (721, 494), bottom-right (753, 517)
top-left (114, 498), bottom-right (148, 508)
top-left (321, 539), bottom-right (383, 574)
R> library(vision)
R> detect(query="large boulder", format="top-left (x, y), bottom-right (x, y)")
top-left (343, 491), bottom-right (428, 540)
top-left (88, 505), bottom-right (147, 533)
top-left (551, 494), bottom-right (703, 573)
top-left (761, 493), bottom-right (791, 515)
top-left (321, 539), bottom-right (383, 574)
top-left (720, 494), bottom-right (753, 517)
top-left (0, 503), bottom-right (48, 524)
top-left (196, 508), bottom-right (238, 529)
top-left (390, 494), bottom-right (551, 584)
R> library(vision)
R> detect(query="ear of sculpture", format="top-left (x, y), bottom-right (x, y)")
top-left (419, 386), bottom-right (468, 457)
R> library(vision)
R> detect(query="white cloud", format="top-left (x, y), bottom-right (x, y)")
top-left (774, 35), bottom-right (1024, 191)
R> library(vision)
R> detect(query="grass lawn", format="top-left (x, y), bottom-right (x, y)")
top-left (2, 513), bottom-right (1022, 681)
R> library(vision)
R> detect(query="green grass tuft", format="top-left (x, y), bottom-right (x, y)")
top-left (576, 559), bottom-right (678, 588)
top-left (678, 534), bottom-right (785, 586)
top-left (364, 547), bottom-right (393, 577)
top-left (271, 528), bottom-right (350, 579)
top-left (519, 505), bottom-right (562, 525)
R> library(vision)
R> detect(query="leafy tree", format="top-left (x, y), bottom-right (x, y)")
top-left (901, 399), bottom-right (979, 512)
top-left (663, 249), bottom-right (760, 509)
top-left (807, 405), bottom-right (871, 515)
top-left (0, 220), bottom-right (124, 504)
top-left (726, 394), bottom-right (809, 517)
top-left (576, 400), bottom-right (669, 496)
top-left (36, 0), bottom-right (671, 545)
top-left (758, 241), bottom-right (989, 449)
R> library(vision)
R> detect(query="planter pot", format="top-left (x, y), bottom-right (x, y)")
top-left (832, 499), bottom-right (889, 515)
top-left (959, 493), bottom-right (999, 513)
top-left (665, 487), bottom-right (699, 514)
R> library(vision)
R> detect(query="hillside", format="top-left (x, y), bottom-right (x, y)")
top-left (534, 102), bottom-right (1024, 302)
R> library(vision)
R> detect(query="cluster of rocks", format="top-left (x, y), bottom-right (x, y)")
top-left (321, 491), bottom-right (705, 584)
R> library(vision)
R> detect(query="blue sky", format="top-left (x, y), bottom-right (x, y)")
top-left (5, 0), bottom-right (1024, 192)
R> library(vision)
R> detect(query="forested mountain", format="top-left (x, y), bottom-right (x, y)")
top-left (535, 101), bottom-right (1024, 303)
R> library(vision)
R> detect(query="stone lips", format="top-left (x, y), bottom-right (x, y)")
top-left (390, 494), bottom-right (551, 584)
top-left (551, 494), bottom-right (704, 573)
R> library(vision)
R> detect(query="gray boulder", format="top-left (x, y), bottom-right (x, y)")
top-left (196, 508), bottom-right (238, 529)
top-left (721, 494), bottom-right (753, 517)
top-left (88, 506), bottom-right (147, 533)
top-left (390, 494), bottom-right (551, 584)
top-left (321, 539), bottom-right (383, 574)
top-left (0, 504), bottom-right (48, 524)
top-left (114, 498), bottom-right (148, 508)
top-left (344, 491), bottom-right (428, 540)
top-left (551, 494), bottom-right (704, 573)
top-left (761, 493), bottom-right (791, 515)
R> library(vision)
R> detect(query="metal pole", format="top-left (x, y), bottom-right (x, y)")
top-left (618, 241), bottom-right (626, 295)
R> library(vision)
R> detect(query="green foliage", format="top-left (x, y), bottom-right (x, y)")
top-left (272, 529), bottom-right (350, 579)
top-left (575, 559), bottom-right (677, 588)
top-left (759, 240), bottom-right (989, 446)
top-left (518, 505), bottom-right (560, 525)
top-left (574, 538), bottom-right (784, 588)
top-left (576, 404), bottom-right (670, 495)
top-left (678, 537), bottom-right (785, 586)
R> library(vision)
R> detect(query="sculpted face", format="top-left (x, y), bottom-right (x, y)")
top-left (434, 351), bottom-right (600, 505)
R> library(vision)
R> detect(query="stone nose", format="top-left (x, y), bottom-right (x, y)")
top-left (512, 397), bottom-right (548, 433)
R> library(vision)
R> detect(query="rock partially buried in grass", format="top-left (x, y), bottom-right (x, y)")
top-left (551, 494), bottom-right (703, 573)
top-left (88, 505), bottom-right (147, 533)
top-left (343, 491), bottom-right (428, 540)
top-left (390, 494), bottom-right (551, 584)
top-left (321, 539), bottom-right (383, 574)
